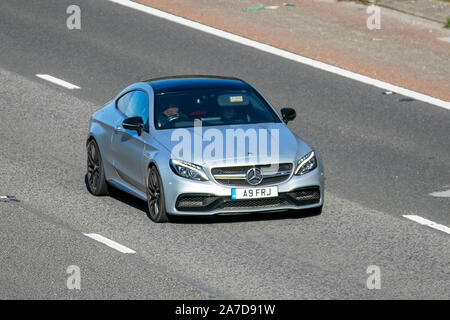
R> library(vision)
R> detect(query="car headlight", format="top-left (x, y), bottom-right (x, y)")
top-left (169, 159), bottom-right (208, 181)
top-left (294, 151), bottom-right (317, 176)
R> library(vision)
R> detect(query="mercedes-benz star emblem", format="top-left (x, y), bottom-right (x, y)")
top-left (246, 167), bottom-right (263, 186)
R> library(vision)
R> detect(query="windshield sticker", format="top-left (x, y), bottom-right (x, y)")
top-left (230, 96), bottom-right (243, 103)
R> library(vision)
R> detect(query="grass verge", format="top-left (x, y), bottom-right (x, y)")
top-left (444, 17), bottom-right (450, 28)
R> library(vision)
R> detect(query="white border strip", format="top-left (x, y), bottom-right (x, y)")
top-left (84, 233), bottom-right (136, 253)
top-left (107, 0), bottom-right (450, 111)
top-left (36, 74), bottom-right (80, 90)
top-left (403, 215), bottom-right (450, 234)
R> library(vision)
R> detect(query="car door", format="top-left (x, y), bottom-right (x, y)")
top-left (111, 90), bottom-right (150, 192)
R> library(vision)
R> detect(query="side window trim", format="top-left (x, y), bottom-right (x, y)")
top-left (116, 90), bottom-right (134, 115)
top-left (116, 89), bottom-right (150, 133)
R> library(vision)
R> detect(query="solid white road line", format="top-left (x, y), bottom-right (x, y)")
top-left (107, 0), bottom-right (450, 111)
top-left (403, 215), bottom-right (450, 234)
top-left (83, 233), bottom-right (136, 253)
top-left (429, 189), bottom-right (450, 198)
top-left (36, 74), bottom-right (80, 90)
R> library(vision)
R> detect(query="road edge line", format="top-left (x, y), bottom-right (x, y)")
top-left (107, 0), bottom-right (450, 111)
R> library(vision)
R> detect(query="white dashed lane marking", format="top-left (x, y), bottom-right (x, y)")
top-left (83, 233), bottom-right (136, 253)
top-left (403, 215), bottom-right (450, 235)
top-left (429, 189), bottom-right (450, 198)
top-left (36, 74), bottom-right (80, 90)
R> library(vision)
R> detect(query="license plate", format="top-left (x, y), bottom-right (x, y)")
top-left (231, 186), bottom-right (278, 199)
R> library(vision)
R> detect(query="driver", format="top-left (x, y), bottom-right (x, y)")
top-left (157, 104), bottom-right (181, 128)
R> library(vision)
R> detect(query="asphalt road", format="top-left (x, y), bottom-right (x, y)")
top-left (0, 0), bottom-right (448, 299)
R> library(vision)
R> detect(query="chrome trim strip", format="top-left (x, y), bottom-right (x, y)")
top-left (213, 174), bottom-right (246, 179)
top-left (261, 170), bottom-right (291, 177)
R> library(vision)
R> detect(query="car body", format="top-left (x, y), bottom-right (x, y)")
top-left (86, 76), bottom-right (324, 222)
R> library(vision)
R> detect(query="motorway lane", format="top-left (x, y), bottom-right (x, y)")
top-left (0, 202), bottom-right (212, 299)
top-left (0, 66), bottom-right (450, 299)
top-left (0, 0), bottom-right (449, 225)
top-left (0, 67), bottom-right (448, 299)
top-left (0, 0), bottom-right (448, 298)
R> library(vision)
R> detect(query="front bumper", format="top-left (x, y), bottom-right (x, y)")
top-left (160, 165), bottom-right (324, 216)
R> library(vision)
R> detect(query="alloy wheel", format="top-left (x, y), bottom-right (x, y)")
top-left (87, 141), bottom-right (100, 192)
top-left (147, 168), bottom-right (161, 218)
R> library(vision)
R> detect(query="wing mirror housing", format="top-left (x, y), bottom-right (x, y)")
top-left (122, 116), bottom-right (144, 136)
top-left (281, 107), bottom-right (296, 124)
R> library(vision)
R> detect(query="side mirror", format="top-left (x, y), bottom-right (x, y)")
top-left (122, 116), bottom-right (144, 136)
top-left (281, 108), bottom-right (296, 124)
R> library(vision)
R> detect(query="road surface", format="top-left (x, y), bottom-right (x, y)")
top-left (0, 0), bottom-right (448, 299)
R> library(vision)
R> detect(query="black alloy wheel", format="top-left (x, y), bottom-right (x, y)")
top-left (87, 139), bottom-right (109, 196)
top-left (147, 166), bottom-right (170, 222)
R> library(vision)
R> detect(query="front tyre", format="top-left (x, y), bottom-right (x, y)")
top-left (86, 139), bottom-right (109, 196)
top-left (147, 166), bottom-right (170, 223)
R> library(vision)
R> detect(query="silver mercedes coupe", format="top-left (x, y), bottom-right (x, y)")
top-left (86, 76), bottom-right (324, 222)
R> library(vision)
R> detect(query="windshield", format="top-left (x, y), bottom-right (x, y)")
top-left (154, 88), bottom-right (280, 129)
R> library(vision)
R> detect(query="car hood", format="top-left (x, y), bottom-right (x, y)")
top-left (153, 123), bottom-right (312, 167)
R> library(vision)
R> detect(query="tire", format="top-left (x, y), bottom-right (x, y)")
top-left (147, 166), bottom-right (170, 223)
top-left (86, 139), bottom-right (109, 196)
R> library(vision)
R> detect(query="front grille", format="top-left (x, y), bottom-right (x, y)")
top-left (213, 176), bottom-right (288, 187)
top-left (211, 163), bottom-right (293, 186)
top-left (217, 198), bottom-right (291, 210)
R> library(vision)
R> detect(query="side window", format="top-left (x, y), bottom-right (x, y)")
top-left (117, 91), bottom-right (133, 114)
top-left (124, 91), bottom-right (149, 125)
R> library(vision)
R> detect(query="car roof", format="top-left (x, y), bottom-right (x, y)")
top-left (145, 75), bottom-right (251, 94)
